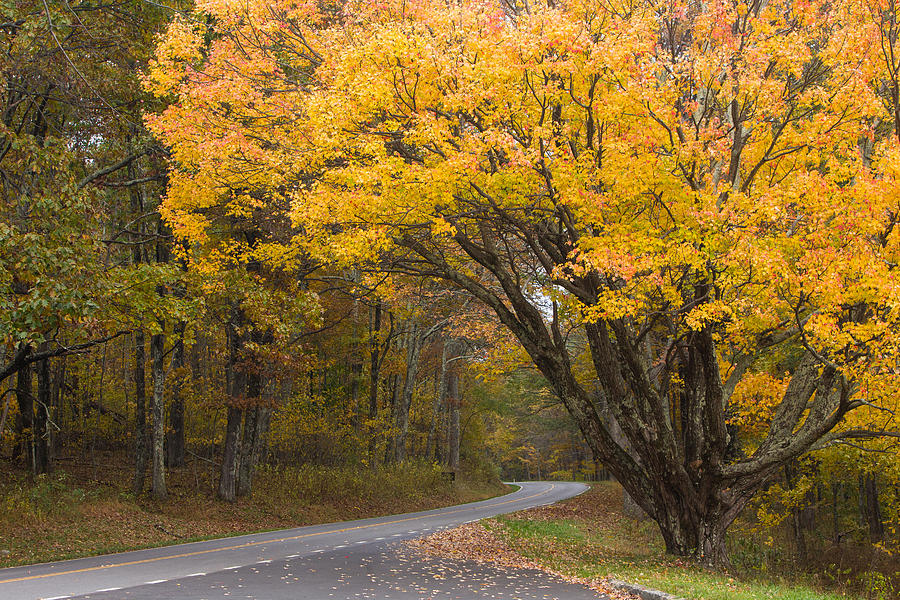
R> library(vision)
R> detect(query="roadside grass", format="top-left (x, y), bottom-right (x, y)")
top-left (0, 455), bottom-right (507, 568)
top-left (489, 482), bottom-right (858, 600)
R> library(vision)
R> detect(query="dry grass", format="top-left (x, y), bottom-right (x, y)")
top-left (0, 452), bottom-right (506, 568)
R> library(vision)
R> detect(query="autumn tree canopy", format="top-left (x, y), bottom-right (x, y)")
top-left (148, 0), bottom-right (900, 566)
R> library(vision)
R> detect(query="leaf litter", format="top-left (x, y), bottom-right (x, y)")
top-left (406, 521), bottom-right (639, 600)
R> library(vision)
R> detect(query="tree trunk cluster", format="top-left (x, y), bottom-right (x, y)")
top-left (218, 309), bottom-right (271, 502)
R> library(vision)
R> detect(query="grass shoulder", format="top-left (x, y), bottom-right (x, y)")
top-left (487, 482), bottom-right (857, 600)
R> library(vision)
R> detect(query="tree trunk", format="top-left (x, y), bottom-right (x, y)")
top-left (167, 321), bottom-right (186, 468)
top-left (698, 518), bottom-right (730, 570)
top-left (236, 406), bottom-right (258, 497)
top-left (219, 307), bottom-right (245, 503)
top-left (385, 373), bottom-right (401, 464)
top-left (368, 301), bottom-right (382, 469)
top-left (785, 463), bottom-right (807, 564)
top-left (350, 353), bottom-right (362, 431)
top-left (51, 356), bottom-right (64, 460)
top-left (237, 327), bottom-right (271, 496)
top-left (15, 348), bottom-right (34, 473)
top-left (256, 407), bottom-right (272, 465)
top-left (150, 332), bottom-right (167, 501)
top-left (427, 340), bottom-right (450, 461)
top-left (132, 330), bottom-right (148, 495)
top-left (218, 406), bottom-right (242, 502)
top-left (832, 481), bottom-right (842, 544)
top-left (447, 348), bottom-right (460, 471)
top-left (395, 323), bottom-right (421, 463)
top-left (34, 348), bottom-right (51, 474)
top-left (860, 473), bottom-right (884, 542)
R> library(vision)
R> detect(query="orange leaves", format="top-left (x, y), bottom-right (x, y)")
top-left (144, 0), bottom-right (900, 441)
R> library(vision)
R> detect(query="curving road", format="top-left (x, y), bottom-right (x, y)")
top-left (0, 481), bottom-right (595, 600)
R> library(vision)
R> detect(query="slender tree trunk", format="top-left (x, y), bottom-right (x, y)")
top-left (832, 481), bottom-right (842, 544)
top-left (128, 142), bottom-right (149, 494)
top-left (256, 406), bottom-right (272, 465)
top-left (167, 321), bottom-right (186, 468)
top-left (150, 332), bottom-right (167, 500)
top-left (236, 406), bottom-right (258, 497)
top-left (368, 301), bottom-right (382, 468)
top-left (219, 307), bottom-right (245, 503)
top-left (51, 356), bottom-right (64, 460)
top-left (427, 340), bottom-right (450, 461)
top-left (35, 348), bottom-right (51, 474)
top-left (219, 406), bottom-right (242, 502)
top-left (385, 373), bottom-right (401, 464)
top-left (237, 327), bottom-right (271, 496)
top-left (15, 347), bottom-right (34, 473)
top-left (447, 348), bottom-right (460, 471)
top-left (395, 323), bottom-right (421, 463)
top-left (237, 381), bottom-right (260, 498)
top-left (350, 354), bottom-right (362, 431)
top-left (785, 463), bottom-right (807, 564)
top-left (132, 330), bottom-right (148, 495)
top-left (860, 473), bottom-right (885, 542)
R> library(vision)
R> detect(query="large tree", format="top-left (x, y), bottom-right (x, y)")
top-left (148, 0), bottom-right (900, 565)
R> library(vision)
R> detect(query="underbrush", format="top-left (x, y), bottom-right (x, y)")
top-left (258, 460), bottom-right (447, 508)
top-left (0, 456), bottom-right (506, 567)
top-left (0, 472), bottom-right (94, 524)
top-left (490, 482), bottom-right (857, 600)
top-left (728, 513), bottom-right (900, 599)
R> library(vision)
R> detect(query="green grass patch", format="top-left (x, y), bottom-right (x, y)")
top-left (489, 482), bottom-right (858, 600)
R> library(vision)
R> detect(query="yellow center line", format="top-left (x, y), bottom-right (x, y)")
top-left (0, 483), bottom-right (557, 585)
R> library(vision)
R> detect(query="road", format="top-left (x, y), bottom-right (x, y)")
top-left (0, 481), bottom-right (598, 600)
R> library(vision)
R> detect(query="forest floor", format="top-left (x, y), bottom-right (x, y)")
top-left (0, 451), bottom-right (507, 568)
top-left (408, 482), bottom-right (879, 600)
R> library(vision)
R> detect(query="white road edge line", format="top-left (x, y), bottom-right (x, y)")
top-left (95, 587), bottom-right (121, 592)
top-left (224, 565), bottom-right (241, 570)
top-left (286, 554), bottom-right (300, 559)
top-left (0, 484), bottom-right (567, 594)
top-left (146, 579), bottom-right (167, 584)
top-left (43, 596), bottom-right (70, 600)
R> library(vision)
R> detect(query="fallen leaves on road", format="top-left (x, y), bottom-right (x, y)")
top-left (407, 522), bottom-right (639, 600)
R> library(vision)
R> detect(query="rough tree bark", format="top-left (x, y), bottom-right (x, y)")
top-left (859, 473), bottom-right (885, 542)
top-left (236, 405), bottom-right (258, 497)
top-left (15, 350), bottom-right (34, 473)
top-left (367, 300), bottom-right (382, 468)
top-left (132, 329), bottom-right (148, 495)
top-left (446, 343), bottom-right (460, 472)
top-left (35, 346), bottom-right (51, 475)
top-left (218, 307), bottom-right (245, 503)
top-left (237, 327), bottom-right (275, 496)
top-left (150, 332), bottom-right (167, 500)
top-left (427, 339), bottom-right (450, 461)
top-left (167, 321), bottom-right (186, 468)
top-left (384, 373), bottom-right (401, 464)
top-left (395, 322), bottom-right (421, 463)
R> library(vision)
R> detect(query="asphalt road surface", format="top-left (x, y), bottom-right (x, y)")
top-left (0, 481), bottom-right (601, 600)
